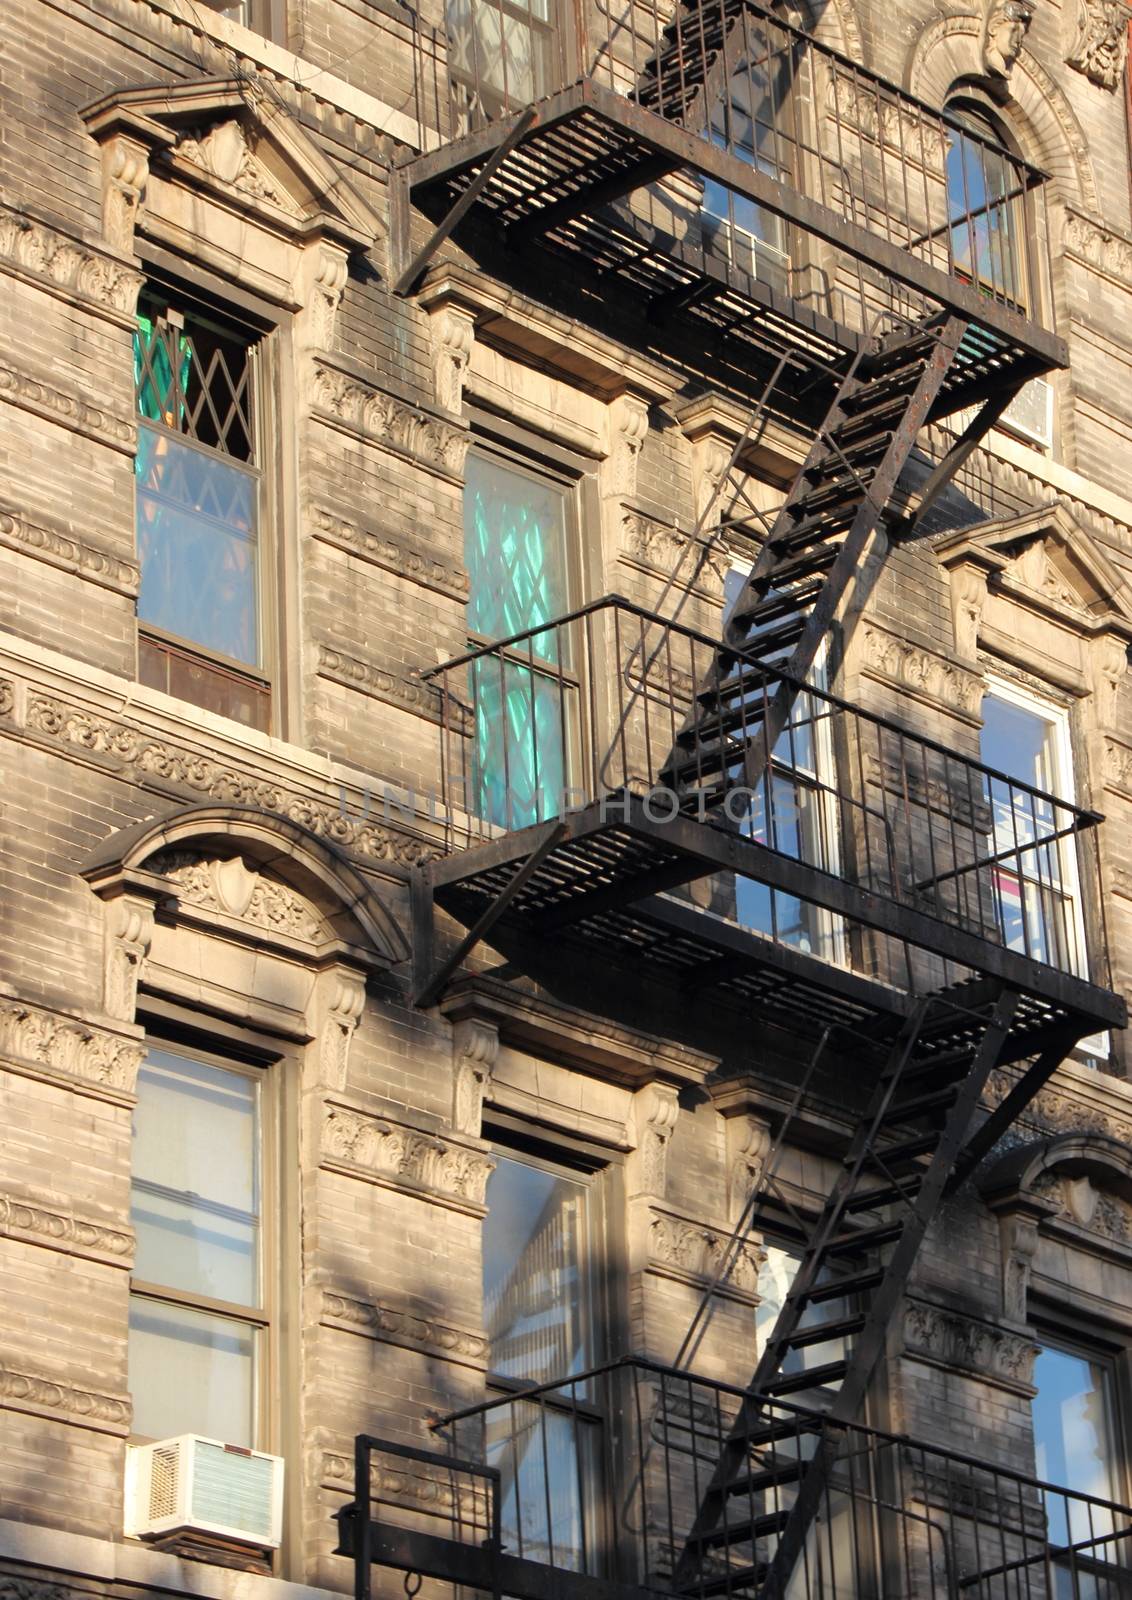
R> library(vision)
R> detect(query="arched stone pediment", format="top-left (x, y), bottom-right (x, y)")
top-left (82, 802), bottom-right (409, 970)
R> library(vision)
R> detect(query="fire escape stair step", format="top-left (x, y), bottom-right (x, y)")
top-left (786, 476), bottom-right (864, 518)
top-left (825, 398), bottom-right (911, 445)
top-left (840, 360), bottom-right (934, 412)
top-left (729, 581), bottom-right (826, 632)
top-left (785, 1312), bottom-right (867, 1347)
top-left (823, 1219), bottom-right (905, 1257)
top-left (801, 1267), bottom-right (885, 1305)
top-left (840, 1179), bottom-right (922, 1214)
top-left (685, 1510), bottom-right (794, 1553)
top-left (721, 1460), bottom-right (808, 1497)
top-left (674, 1563), bottom-right (768, 1596)
top-left (864, 326), bottom-right (950, 374)
top-left (874, 1130), bottom-right (940, 1167)
top-left (769, 509), bottom-right (857, 556)
top-left (759, 1359), bottom-right (849, 1396)
top-left (879, 1084), bottom-right (962, 1124)
top-left (803, 433), bottom-right (891, 482)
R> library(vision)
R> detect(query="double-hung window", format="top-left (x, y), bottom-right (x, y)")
top-left (702, 55), bottom-right (792, 298)
top-left (133, 286), bottom-right (272, 730)
top-left (944, 104), bottom-right (1027, 308)
top-left (978, 681), bottom-right (1085, 976)
top-left (446, 0), bottom-right (559, 130)
top-left (128, 1043), bottom-right (271, 1448)
top-left (481, 1145), bottom-right (606, 1571)
top-left (464, 446), bottom-right (578, 831)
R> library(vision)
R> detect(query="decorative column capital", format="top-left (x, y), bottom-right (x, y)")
top-left (725, 1114), bottom-right (772, 1224)
top-left (81, 104), bottom-right (176, 257)
top-left (1090, 630), bottom-right (1130, 730)
top-left (296, 240), bottom-right (351, 353)
top-left (85, 872), bottom-right (167, 1025)
top-left (602, 392), bottom-right (651, 503)
top-left (428, 302), bottom-right (477, 415)
top-left (629, 1081), bottom-right (681, 1200)
top-left (451, 1016), bottom-right (499, 1137)
top-left (946, 559), bottom-right (990, 664)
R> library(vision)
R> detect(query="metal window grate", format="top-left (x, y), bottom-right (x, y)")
top-left (134, 295), bottom-right (256, 462)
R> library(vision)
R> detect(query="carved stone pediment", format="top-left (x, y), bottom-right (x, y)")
top-left (81, 79), bottom-right (382, 252)
top-left (937, 503), bottom-right (1132, 639)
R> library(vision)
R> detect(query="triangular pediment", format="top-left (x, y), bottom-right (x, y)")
top-left (936, 501), bottom-right (1132, 636)
top-left (82, 78), bottom-right (382, 249)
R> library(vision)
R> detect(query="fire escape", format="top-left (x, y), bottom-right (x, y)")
top-left (338, 1), bottom-right (1130, 1596)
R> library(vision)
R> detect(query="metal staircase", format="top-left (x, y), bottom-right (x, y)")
top-left (635, 0), bottom-right (751, 128)
top-left (670, 983), bottom-right (1021, 1600)
top-left (661, 313), bottom-right (968, 814)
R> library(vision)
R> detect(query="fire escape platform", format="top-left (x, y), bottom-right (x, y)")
top-left (401, 79), bottom-right (1066, 419)
top-left (423, 794), bottom-right (1124, 1044)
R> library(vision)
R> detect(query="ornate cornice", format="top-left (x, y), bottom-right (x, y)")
top-left (320, 1288), bottom-right (486, 1366)
top-left (647, 1209), bottom-right (764, 1298)
top-left (0, 359), bottom-right (135, 454)
top-left (0, 1362), bottom-right (131, 1435)
top-left (0, 995), bottom-right (143, 1097)
top-left (0, 1190), bottom-right (133, 1267)
top-left (20, 691), bottom-right (438, 868)
top-left (309, 504), bottom-right (468, 601)
top-left (859, 622), bottom-right (984, 719)
top-left (316, 643), bottom-right (442, 723)
top-left (903, 1298), bottom-right (1039, 1393)
top-left (321, 1102), bottom-right (494, 1212)
top-left (0, 204), bottom-right (143, 321)
top-left (310, 360), bottom-right (470, 481)
top-left (985, 1067), bottom-right (1132, 1145)
top-left (619, 508), bottom-right (729, 600)
top-left (0, 507), bottom-right (139, 597)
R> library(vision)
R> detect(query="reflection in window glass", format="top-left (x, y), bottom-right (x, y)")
top-left (1032, 1342), bottom-right (1121, 1566)
top-left (945, 108), bottom-right (1024, 305)
top-left (703, 59), bottom-right (791, 296)
top-left (446, 0), bottom-right (554, 125)
top-left (128, 1300), bottom-right (258, 1446)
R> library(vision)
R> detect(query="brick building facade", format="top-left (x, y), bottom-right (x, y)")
top-left (4, 0), bottom-right (1132, 1594)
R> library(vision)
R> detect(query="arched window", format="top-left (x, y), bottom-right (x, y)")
top-left (944, 102), bottom-right (1028, 308)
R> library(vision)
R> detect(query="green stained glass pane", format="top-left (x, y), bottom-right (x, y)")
top-left (465, 453), bottom-right (570, 657)
top-left (471, 657), bottom-right (567, 830)
top-left (134, 313), bottom-right (191, 428)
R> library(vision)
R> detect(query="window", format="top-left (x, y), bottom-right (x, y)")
top-left (702, 47), bottom-right (793, 297)
top-left (944, 104), bottom-right (1027, 307)
top-left (128, 1044), bottom-right (271, 1447)
top-left (481, 1145), bottom-right (606, 1570)
top-left (1032, 1338), bottom-right (1127, 1587)
top-left (979, 681), bottom-right (1084, 975)
top-left (197, 0), bottom-right (286, 37)
top-left (464, 446), bottom-right (577, 830)
top-left (446, 0), bottom-right (560, 130)
top-left (721, 567), bottom-right (844, 962)
top-left (133, 285), bottom-right (272, 731)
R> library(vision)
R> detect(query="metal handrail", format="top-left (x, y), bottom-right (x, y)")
top-left (423, 594), bottom-right (1102, 832)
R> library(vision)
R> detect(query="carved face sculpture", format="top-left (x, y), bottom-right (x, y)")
top-left (984, 0), bottom-right (1033, 76)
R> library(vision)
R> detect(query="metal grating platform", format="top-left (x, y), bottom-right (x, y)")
top-left (402, 81), bottom-right (1065, 421)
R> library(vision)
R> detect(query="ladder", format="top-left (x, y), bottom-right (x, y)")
top-left (670, 982), bottom-right (1019, 1599)
top-left (660, 314), bottom-right (968, 814)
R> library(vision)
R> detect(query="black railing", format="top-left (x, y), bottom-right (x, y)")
top-left (425, 597), bottom-right (1108, 990)
top-left (343, 1358), bottom-right (1132, 1600)
top-left (433, 0), bottom-right (1051, 328)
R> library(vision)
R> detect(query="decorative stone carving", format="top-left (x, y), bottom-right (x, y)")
top-left (0, 997), bottom-right (144, 1092)
top-left (1103, 737), bottom-right (1132, 794)
top-left (299, 243), bottom-right (350, 352)
top-left (1033, 1171), bottom-right (1132, 1244)
top-left (1091, 633), bottom-right (1128, 728)
top-left (452, 1017), bottom-right (499, 1137)
top-left (153, 850), bottom-right (326, 942)
top-left (309, 504), bottom-right (469, 600)
top-left (22, 693), bottom-right (439, 867)
top-left (311, 361), bottom-right (470, 479)
top-left (982, 0), bottom-right (1033, 77)
top-left (603, 394), bottom-right (651, 502)
top-left (0, 206), bottom-right (144, 315)
top-left (621, 509), bottom-right (730, 597)
top-left (174, 121), bottom-right (298, 213)
top-left (1067, 0), bottom-right (1131, 88)
top-left (690, 433), bottom-right (736, 527)
top-left (0, 361), bottom-right (135, 454)
top-left (320, 1446), bottom-right (483, 1519)
top-left (0, 680), bottom-right (13, 718)
top-left (104, 892), bottom-right (157, 1023)
top-left (999, 1208), bottom-right (1043, 1322)
top-left (428, 303), bottom-right (476, 414)
top-left (1004, 539), bottom-right (1088, 612)
top-left (725, 1115), bottom-right (772, 1225)
top-left (102, 133), bottom-right (151, 254)
top-left (321, 1289), bottom-right (487, 1364)
top-left (0, 1363), bottom-right (131, 1434)
top-left (322, 1104), bottom-right (495, 1207)
top-left (629, 1082), bottom-right (681, 1199)
top-left (826, 76), bottom-right (948, 166)
top-left (0, 507), bottom-right (139, 596)
top-left (317, 643), bottom-right (442, 722)
top-left (648, 1213), bottom-right (764, 1294)
top-left (949, 563), bottom-right (989, 662)
top-left (1064, 208), bottom-right (1132, 286)
top-left (315, 966), bottom-right (367, 1093)
top-left (903, 1299), bottom-right (1040, 1390)
top-left (0, 1191), bottom-right (133, 1267)
top-left (860, 623), bottom-right (984, 717)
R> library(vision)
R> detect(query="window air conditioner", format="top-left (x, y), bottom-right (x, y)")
top-left (125, 1435), bottom-right (284, 1549)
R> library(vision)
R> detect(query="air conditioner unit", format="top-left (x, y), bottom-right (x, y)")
top-left (125, 1435), bottom-right (284, 1549)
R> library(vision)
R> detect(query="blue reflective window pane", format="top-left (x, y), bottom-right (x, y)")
top-left (136, 427), bottom-right (259, 667)
top-left (1033, 1343), bottom-right (1119, 1554)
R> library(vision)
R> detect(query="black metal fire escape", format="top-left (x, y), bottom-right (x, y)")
top-left (340, 4), bottom-right (1129, 1599)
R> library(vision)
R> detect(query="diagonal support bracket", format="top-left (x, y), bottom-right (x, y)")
top-left (393, 105), bottom-right (538, 297)
top-left (413, 819), bottom-right (567, 1008)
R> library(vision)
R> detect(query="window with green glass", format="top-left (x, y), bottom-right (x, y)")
top-left (128, 1045), bottom-right (270, 1447)
top-left (133, 288), bottom-right (270, 730)
top-left (464, 449), bottom-right (575, 830)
